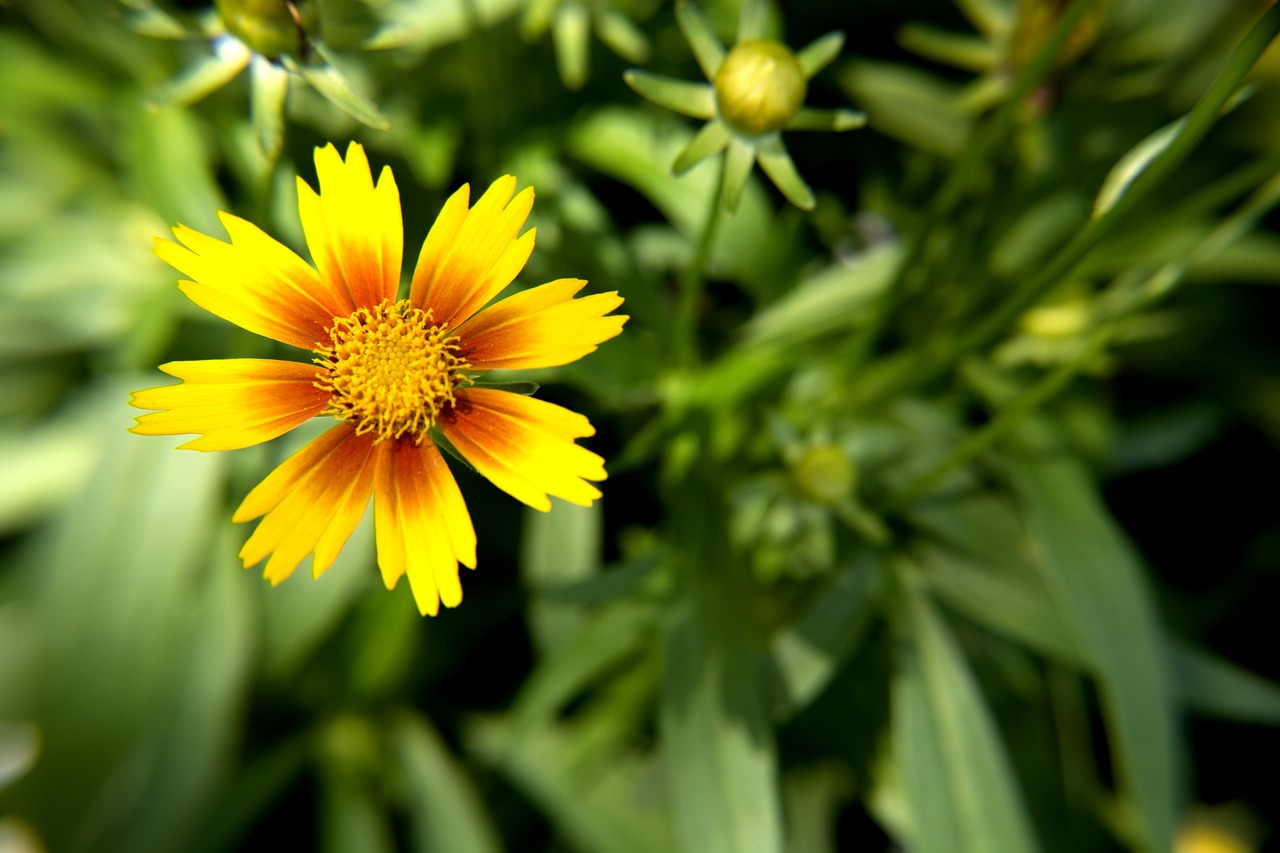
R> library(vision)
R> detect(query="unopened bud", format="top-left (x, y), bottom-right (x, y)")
top-left (217, 0), bottom-right (316, 60)
top-left (713, 40), bottom-right (806, 136)
top-left (791, 444), bottom-right (855, 506)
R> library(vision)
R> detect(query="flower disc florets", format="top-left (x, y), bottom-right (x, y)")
top-left (714, 40), bottom-right (807, 136)
top-left (314, 300), bottom-right (470, 443)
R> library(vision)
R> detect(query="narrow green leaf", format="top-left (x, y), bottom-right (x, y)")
top-left (1094, 88), bottom-right (1252, 220)
top-left (673, 119), bottom-right (730, 175)
top-left (320, 776), bottom-right (396, 853)
top-left (153, 37), bottom-right (250, 106)
top-left (249, 54), bottom-right (288, 160)
top-left (754, 137), bottom-right (813, 210)
top-left (785, 107), bottom-right (866, 132)
top-left (468, 718), bottom-right (675, 853)
top-left (896, 577), bottom-right (1044, 853)
top-left (522, 498), bottom-right (603, 651)
top-left (721, 136), bottom-right (755, 212)
top-left (764, 552), bottom-right (886, 721)
top-left (1170, 640), bottom-right (1280, 725)
top-left (839, 60), bottom-right (972, 159)
top-left (554, 2), bottom-right (591, 89)
top-left (897, 24), bottom-right (996, 73)
top-left (391, 712), bottom-right (503, 853)
top-left (796, 32), bottom-right (845, 78)
top-left (596, 7), bottom-right (650, 64)
top-left (1006, 438), bottom-right (1177, 852)
top-left (287, 47), bottom-right (390, 130)
top-left (623, 71), bottom-right (716, 119)
top-left (661, 479), bottom-right (782, 853)
top-left (736, 0), bottom-right (769, 42)
top-left (675, 0), bottom-right (725, 79)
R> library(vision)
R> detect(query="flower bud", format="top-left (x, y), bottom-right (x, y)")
top-left (714, 40), bottom-right (807, 136)
top-left (791, 444), bottom-right (855, 506)
top-left (217, 0), bottom-right (317, 60)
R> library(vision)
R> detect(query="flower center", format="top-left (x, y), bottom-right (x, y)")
top-left (314, 300), bottom-right (469, 443)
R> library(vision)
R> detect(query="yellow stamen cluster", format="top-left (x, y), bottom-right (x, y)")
top-left (314, 300), bottom-right (469, 443)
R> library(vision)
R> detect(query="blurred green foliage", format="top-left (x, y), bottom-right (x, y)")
top-left (3, 0), bottom-right (1280, 851)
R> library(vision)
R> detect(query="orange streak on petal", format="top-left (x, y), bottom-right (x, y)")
top-left (373, 441), bottom-right (408, 590)
top-left (233, 422), bottom-right (355, 523)
top-left (412, 176), bottom-right (536, 328)
top-left (235, 425), bottom-right (376, 584)
top-left (440, 388), bottom-right (606, 513)
top-left (298, 142), bottom-right (402, 311)
top-left (457, 278), bottom-right (628, 370)
top-left (129, 359), bottom-right (330, 451)
top-left (154, 214), bottom-right (344, 349)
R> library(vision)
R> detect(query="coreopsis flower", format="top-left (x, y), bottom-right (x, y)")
top-left (624, 0), bottom-right (865, 211)
top-left (130, 142), bottom-right (627, 615)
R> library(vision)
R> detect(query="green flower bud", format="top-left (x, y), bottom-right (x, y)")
top-left (713, 40), bottom-right (807, 136)
top-left (791, 444), bottom-right (855, 506)
top-left (217, 0), bottom-right (317, 60)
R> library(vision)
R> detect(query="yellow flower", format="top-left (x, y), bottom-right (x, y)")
top-left (130, 142), bottom-right (627, 616)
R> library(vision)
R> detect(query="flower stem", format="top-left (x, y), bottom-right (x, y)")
top-left (675, 158), bottom-right (725, 365)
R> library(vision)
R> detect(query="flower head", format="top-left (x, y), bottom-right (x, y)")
top-left (623, 0), bottom-right (865, 210)
top-left (130, 142), bottom-right (627, 615)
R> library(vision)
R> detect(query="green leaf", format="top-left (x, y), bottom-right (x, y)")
top-left (897, 24), bottom-right (996, 73)
top-left (1005, 435), bottom-right (1177, 852)
top-left (839, 60), bottom-right (972, 158)
top-left (469, 718), bottom-right (675, 853)
top-left (721, 136), bottom-right (755, 212)
top-left (522, 498), bottom-right (604, 651)
top-left (390, 712), bottom-right (503, 853)
top-left (152, 37), bottom-right (250, 106)
top-left (249, 54), bottom-right (288, 159)
top-left (1170, 640), bottom-right (1280, 724)
top-left (785, 107), bottom-right (866, 132)
top-left (1093, 88), bottom-right (1251, 220)
top-left (893, 576), bottom-right (1044, 853)
top-left (554, 2), bottom-right (591, 89)
top-left (286, 46), bottom-right (390, 130)
top-left (595, 7), bottom-right (650, 64)
top-left (764, 551), bottom-right (886, 721)
top-left (675, 0), bottom-right (724, 79)
top-left (623, 71), bottom-right (716, 119)
top-left (754, 136), bottom-right (814, 211)
top-left (673, 119), bottom-right (730, 175)
top-left (795, 32), bottom-right (845, 78)
top-left (661, 479), bottom-right (782, 853)
top-left (742, 245), bottom-right (899, 346)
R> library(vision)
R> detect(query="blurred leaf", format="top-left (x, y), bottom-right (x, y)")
top-left (595, 7), bottom-right (650, 64)
top-left (839, 60), bottom-right (972, 158)
top-left (1003, 424), bottom-right (1177, 852)
top-left (250, 54), bottom-right (288, 160)
top-left (764, 551), bottom-right (886, 721)
top-left (0, 416), bottom-right (101, 534)
top-left (675, 0), bottom-right (725, 79)
top-left (153, 36), bottom-right (250, 107)
top-left (286, 46), bottom-right (390, 131)
top-left (796, 32), bottom-right (845, 78)
top-left (390, 712), bottom-right (502, 853)
top-left (897, 24), bottom-right (996, 73)
top-left (743, 246), bottom-right (899, 346)
top-left (623, 71), bottom-right (716, 119)
top-left (320, 775), bottom-right (396, 853)
top-left (554, 2), bottom-right (591, 89)
top-left (508, 603), bottom-right (653, 742)
top-left (660, 481), bottom-right (783, 853)
top-left (469, 717), bottom-right (674, 853)
top-left (781, 764), bottom-right (852, 853)
top-left (1170, 640), bottom-right (1280, 725)
top-left (538, 555), bottom-right (661, 605)
top-left (521, 498), bottom-right (603, 651)
top-left (892, 575), bottom-right (1044, 853)
top-left (130, 105), bottom-right (226, 234)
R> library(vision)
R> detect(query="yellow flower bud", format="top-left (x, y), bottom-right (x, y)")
top-left (217, 0), bottom-right (317, 60)
top-left (714, 40), bottom-right (807, 136)
top-left (791, 444), bottom-right (856, 506)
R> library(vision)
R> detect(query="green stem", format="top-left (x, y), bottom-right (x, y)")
top-left (842, 0), bottom-right (1102, 375)
top-left (675, 159), bottom-right (725, 365)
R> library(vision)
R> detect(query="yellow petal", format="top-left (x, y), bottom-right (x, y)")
top-left (130, 359), bottom-right (329, 451)
top-left (456, 278), bottom-right (628, 370)
top-left (374, 439), bottom-right (476, 615)
top-left (154, 213), bottom-right (351, 350)
top-left (298, 142), bottom-right (403, 311)
top-left (410, 175), bottom-right (536, 329)
top-left (440, 388), bottom-right (605, 512)
top-left (235, 424), bottom-right (377, 584)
